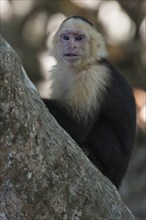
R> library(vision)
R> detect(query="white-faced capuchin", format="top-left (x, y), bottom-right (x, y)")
top-left (43, 16), bottom-right (136, 189)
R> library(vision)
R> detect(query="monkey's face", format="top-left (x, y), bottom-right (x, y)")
top-left (53, 20), bottom-right (90, 66)
top-left (59, 30), bottom-right (88, 65)
top-left (52, 18), bottom-right (108, 67)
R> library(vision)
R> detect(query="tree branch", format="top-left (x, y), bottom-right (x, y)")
top-left (0, 35), bottom-right (135, 220)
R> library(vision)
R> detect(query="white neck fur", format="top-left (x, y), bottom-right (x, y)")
top-left (48, 63), bottom-right (109, 120)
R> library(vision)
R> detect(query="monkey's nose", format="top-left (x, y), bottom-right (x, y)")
top-left (69, 39), bottom-right (77, 49)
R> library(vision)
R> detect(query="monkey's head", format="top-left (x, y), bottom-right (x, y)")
top-left (51, 16), bottom-right (108, 67)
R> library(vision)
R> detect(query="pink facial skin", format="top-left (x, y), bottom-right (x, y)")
top-left (60, 31), bottom-right (87, 64)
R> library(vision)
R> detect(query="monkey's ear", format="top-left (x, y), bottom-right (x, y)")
top-left (96, 34), bottom-right (108, 60)
top-left (48, 31), bottom-right (63, 61)
top-left (48, 32), bottom-right (56, 55)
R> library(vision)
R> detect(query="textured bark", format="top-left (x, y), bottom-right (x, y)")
top-left (0, 35), bottom-right (135, 220)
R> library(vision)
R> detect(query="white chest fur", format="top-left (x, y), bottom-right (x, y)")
top-left (49, 64), bottom-right (109, 120)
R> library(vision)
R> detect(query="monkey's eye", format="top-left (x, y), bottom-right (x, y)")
top-left (62, 35), bottom-right (70, 41)
top-left (75, 35), bottom-right (84, 41)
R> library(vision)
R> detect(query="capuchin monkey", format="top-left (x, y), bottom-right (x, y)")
top-left (43, 16), bottom-right (136, 189)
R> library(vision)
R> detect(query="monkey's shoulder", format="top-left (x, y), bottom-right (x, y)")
top-left (98, 59), bottom-right (136, 134)
top-left (98, 59), bottom-right (135, 101)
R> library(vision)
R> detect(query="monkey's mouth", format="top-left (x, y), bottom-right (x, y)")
top-left (64, 54), bottom-right (79, 57)
top-left (63, 54), bottom-right (81, 63)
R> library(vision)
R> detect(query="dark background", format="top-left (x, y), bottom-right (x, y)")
top-left (1, 0), bottom-right (146, 219)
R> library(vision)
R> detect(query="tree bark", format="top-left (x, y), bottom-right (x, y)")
top-left (0, 35), bottom-right (135, 220)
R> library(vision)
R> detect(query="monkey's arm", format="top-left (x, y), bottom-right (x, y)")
top-left (42, 99), bottom-right (93, 144)
top-left (86, 60), bottom-right (136, 188)
top-left (86, 115), bottom-right (129, 188)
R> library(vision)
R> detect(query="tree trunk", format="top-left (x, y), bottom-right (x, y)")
top-left (0, 35), bottom-right (135, 220)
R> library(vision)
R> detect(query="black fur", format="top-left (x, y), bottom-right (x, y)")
top-left (43, 59), bottom-right (136, 189)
